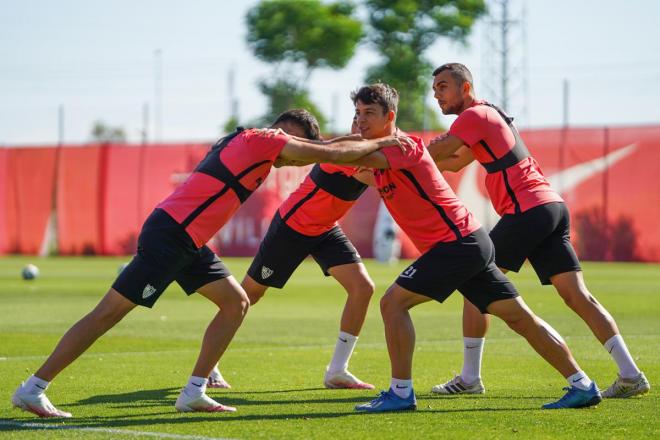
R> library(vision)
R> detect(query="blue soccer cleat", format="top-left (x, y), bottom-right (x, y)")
top-left (542, 382), bottom-right (602, 409)
top-left (355, 388), bottom-right (417, 413)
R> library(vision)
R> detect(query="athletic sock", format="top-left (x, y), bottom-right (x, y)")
top-left (461, 337), bottom-right (485, 384)
top-left (390, 378), bottom-right (413, 399)
top-left (603, 334), bottom-right (641, 379)
top-left (328, 331), bottom-right (358, 373)
top-left (23, 375), bottom-right (49, 395)
top-left (567, 371), bottom-right (593, 391)
top-left (184, 376), bottom-right (207, 398)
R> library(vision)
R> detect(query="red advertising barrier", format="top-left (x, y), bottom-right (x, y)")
top-left (57, 145), bottom-right (102, 254)
top-left (0, 148), bottom-right (8, 254)
top-left (0, 146), bottom-right (57, 254)
top-left (1, 125), bottom-right (659, 261)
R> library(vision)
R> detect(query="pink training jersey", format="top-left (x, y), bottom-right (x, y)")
top-left (278, 163), bottom-right (367, 236)
top-left (374, 134), bottom-right (480, 253)
top-left (158, 128), bottom-right (290, 247)
top-left (449, 100), bottom-right (563, 216)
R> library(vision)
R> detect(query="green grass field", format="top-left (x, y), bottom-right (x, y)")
top-left (0, 257), bottom-right (658, 439)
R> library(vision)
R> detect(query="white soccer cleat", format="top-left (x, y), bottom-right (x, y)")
top-left (431, 375), bottom-right (485, 395)
top-left (602, 372), bottom-right (650, 398)
top-left (174, 388), bottom-right (236, 413)
top-left (12, 386), bottom-right (72, 418)
top-left (208, 366), bottom-right (231, 389)
top-left (324, 368), bottom-right (375, 390)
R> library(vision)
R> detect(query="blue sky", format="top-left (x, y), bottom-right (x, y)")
top-left (1, 0), bottom-right (659, 144)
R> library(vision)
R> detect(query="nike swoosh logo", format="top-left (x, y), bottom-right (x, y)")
top-left (608, 346), bottom-right (615, 354)
top-left (465, 345), bottom-right (480, 349)
top-left (339, 338), bottom-right (348, 343)
top-left (35, 384), bottom-right (46, 390)
top-left (395, 385), bottom-right (408, 389)
top-left (547, 144), bottom-right (637, 193)
top-left (191, 382), bottom-right (203, 387)
top-left (456, 143), bottom-right (638, 227)
top-left (572, 377), bottom-right (584, 383)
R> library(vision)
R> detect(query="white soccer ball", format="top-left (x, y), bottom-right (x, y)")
top-left (22, 264), bottom-right (40, 280)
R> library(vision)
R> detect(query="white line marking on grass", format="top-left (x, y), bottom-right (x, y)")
top-left (0, 420), bottom-right (236, 440)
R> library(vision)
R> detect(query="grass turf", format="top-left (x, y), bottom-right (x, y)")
top-left (0, 256), bottom-right (657, 439)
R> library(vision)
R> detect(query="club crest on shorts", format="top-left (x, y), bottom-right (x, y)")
top-left (261, 266), bottom-right (274, 279)
top-left (399, 265), bottom-right (417, 279)
top-left (142, 284), bottom-right (157, 299)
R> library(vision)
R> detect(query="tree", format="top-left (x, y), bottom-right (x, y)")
top-left (363, 0), bottom-right (487, 131)
top-left (90, 121), bottom-right (126, 142)
top-left (246, 0), bottom-right (362, 130)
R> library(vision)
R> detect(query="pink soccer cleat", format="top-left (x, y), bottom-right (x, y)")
top-left (208, 366), bottom-right (232, 389)
top-left (12, 386), bottom-right (72, 418)
top-left (175, 388), bottom-right (236, 413)
top-left (324, 369), bottom-right (375, 390)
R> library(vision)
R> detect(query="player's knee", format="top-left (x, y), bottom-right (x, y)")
top-left (348, 278), bottom-right (375, 300)
top-left (379, 286), bottom-right (400, 317)
top-left (559, 286), bottom-right (598, 311)
top-left (223, 292), bottom-right (250, 318)
top-left (490, 302), bottom-right (530, 333)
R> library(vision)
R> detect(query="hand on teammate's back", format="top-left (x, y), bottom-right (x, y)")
top-left (375, 134), bottom-right (415, 154)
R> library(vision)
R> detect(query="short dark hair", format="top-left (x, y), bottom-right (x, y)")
top-left (350, 83), bottom-right (399, 114)
top-left (432, 63), bottom-right (474, 89)
top-left (271, 109), bottom-right (321, 140)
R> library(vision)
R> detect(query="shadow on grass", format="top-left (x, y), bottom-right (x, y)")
top-left (1, 386), bottom-right (553, 433)
top-left (2, 405), bottom-right (540, 432)
top-left (68, 387), bottom-right (376, 408)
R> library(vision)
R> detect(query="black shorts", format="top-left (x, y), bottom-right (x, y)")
top-left (395, 228), bottom-right (519, 313)
top-left (490, 202), bottom-right (581, 285)
top-left (112, 209), bottom-right (231, 308)
top-left (246, 213), bottom-right (361, 288)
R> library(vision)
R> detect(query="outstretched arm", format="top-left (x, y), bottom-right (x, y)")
top-left (436, 145), bottom-right (475, 172)
top-left (277, 135), bottom-right (407, 166)
top-left (426, 132), bottom-right (466, 161)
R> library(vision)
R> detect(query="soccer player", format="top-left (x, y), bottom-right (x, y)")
top-left (345, 83), bottom-right (601, 412)
top-left (11, 109), bottom-right (409, 418)
top-left (426, 63), bottom-right (649, 399)
top-left (238, 117), bottom-right (377, 390)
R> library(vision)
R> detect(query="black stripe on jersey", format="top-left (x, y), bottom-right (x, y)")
top-left (479, 140), bottom-right (522, 215)
top-left (181, 186), bottom-right (232, 228)
top-left (309, 165), bottom-right (368, 201)
top-left (399, 169), bottom-right (462, 241)
top-left (478, 140), bottom-right (498, 161)
top-left (477, 102), bottom-right (531, 174)
top-left (223, 159), bottom-right (271, 202)
top-left (501, 168), bottom-right (522, 214)
top-left (235, 160), bottom-right (270, 179)
top-left (281, 186), bottom-right (321, 223)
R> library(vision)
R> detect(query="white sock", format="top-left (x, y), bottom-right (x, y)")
top-left (461, 337), bottom-right (485, 383)
top-left (603, 334), bottom-right (641, 379)
top-left (23, 375), bottom-right (49, 395)
top-left (567, 371), bottom-right (593, 391)
top-left (390, 378), bottom-right (413, 398)
top-left (184, 376), bottom-right (207, 397)
top-left (328, 331), bottom-right (358, 373)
